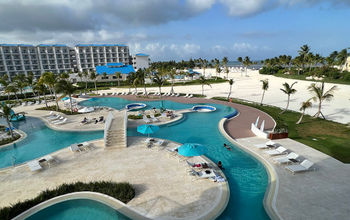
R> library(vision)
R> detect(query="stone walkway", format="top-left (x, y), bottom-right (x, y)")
top-left (0, 137), bottom-right (227, 220)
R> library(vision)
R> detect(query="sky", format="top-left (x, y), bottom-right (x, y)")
top-left (0, 0), bottom-right (349, 61)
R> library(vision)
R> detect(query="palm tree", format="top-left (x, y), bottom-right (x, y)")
top-left (14, 74), bottom-right (28, 98)
top-left (0, 104), bottom-right (15, 138)
top-left (298, 44), bottom-right (310, 72)
top-left (260, 79), bottom-right (269, 105)
top-left (227, 79), bottom-right (234, 100)
top-left (237, 57), bottom-right (243, 76)
top-left (222, 57), bottom-right (229, 79)
top-left (102, 72), bottom-right (107, 81)
top-left (337, 48), bottom-right (349, 68)
top-left (83, 71), bottom-right (89, 93)
top-left (5, 84), bottom-right (19, 101)
top-left (202, 59), bottom-right (208, 76)
top-left (308, 82), bottom-right (337, 119)
top-left (89, 71), bottom-right (98, 94)
top-left (26, 72), bottom-right (37, 96)
top-left (214, 59), bottom-right (221, 80)
top-left (243, 56), bottom-right (252, 76)
top-left (168, 68), bottom-right (176, 94)
top-left (39, 72), bottom-right (59, 110)
top-left (280, 82), bottom-right (297, 113)
top-left (34, 82), bottom-right (49, 107)
top-left (296, 99), bottom-right (312, 124)
top-left (199, 76), bottom-right (211, 96)
top-left (115, 72), bottom-right (122, 86)
top-left (153, 72), bottom-right (165, 96)
top-left (55, 79), bottom-right (76, 113)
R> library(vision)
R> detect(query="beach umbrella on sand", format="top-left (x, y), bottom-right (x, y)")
top-left (177, 143), bottom-right (207, 157)
top-left (137, 124), bottom-right (160, 137)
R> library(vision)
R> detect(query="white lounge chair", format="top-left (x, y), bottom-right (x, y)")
top-left (27, 160), bottom-right (42, 172)
top-left (175, 93), bottom-right (180, 97)
top-left (189, 169), bottom-right (216, 180)
top-left (265, 146), bottom-right (288, 156)
top-left (45, 111), bottom-right (54, 117)
top-left (22, 102), bottom-right (27, 106)
top-left (273, 152), bottom-right (300, 164)
top-left (150, 114), bottom-right (159, 122)
top-left (184, 93), bottom-right (189, 98)
top-left (188, 94), bottom-right (193, 98)
top-left (49, 115), bottom-right (61, 121)
top-left (254, 140), bottom-right (278, 149)
top-left (285, 159), bottom-right (314, 174)
top-left (51, 116), bottom-right (64, 123)
top-left (69, 144), bottom-right (81, 152)
top-left (54, 118), bottom-right (68, 125)
top-left (143, 115), bottom-right (151, 123)
top-left (155, 139), bottom-right (166, 146)
top-left (78, 142), bottom-right (91, 150)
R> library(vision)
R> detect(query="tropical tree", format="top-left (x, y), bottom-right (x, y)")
top-left (39, 72), bottom-right (59, 110)
top-left (77, 72), bottom-right (83, 84)
top-left (168, 68), bottom-right (176, 94)
top-left (296, 99), bottom-right (312, 124)
top-left (0, 104), bottom-right (15, 138)
top-left (308, 82), bottom-right (337, 119)
top-left (280, 81), bottom-right (297, 114)
top-left (199, 76), bottom-right (211, 96)
top-left (34, 82), bottom-right (49, 107)
top-left (337, 48), bottom-right (349, 68)
top-left (26, 72), bottom-right (37, 96)
top-left (89, 71), bottom-right (98, 94)
top-left (214, 59), bottom-right (221, 80)
top-left (298, 44), bottom-right (310, 72)
top-left (102, 72), bottom-right (107, 81)
top-left (243, 56), bottom-right (252, 76)
top-left (260, 79), bottom-right (269, 105)
top-left (14, 74), bottom-right (28, 98)
top-left (237, 57), bottom-right (243, 76)
top-left (55, 79), bottom-right (76, 113)
top-left (5, 84), bottom-right (19, 101)
top-left (227, 79), bottom-right (234, 100)
top-left (222, 57), bottom-right (229, 79)
top-left (115, 72), bottom-right (122, 86)
top-left (60, 72), bottom-right (70, 81)
top-left (202, 59), bottom-right (208, 76)
top-left (83, 71), bottom-right (89, 92)
top-left (153, 72), bottom-right (165, 96)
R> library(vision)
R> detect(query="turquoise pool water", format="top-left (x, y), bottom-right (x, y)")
top-left (26, 199), bottom-right (130, 220)
top-left (0, 117), bottom-right (104, 168)
top-left (2, 97), bottom-right (269, 219)
top-left (82, 97), bottom-right (270, 220)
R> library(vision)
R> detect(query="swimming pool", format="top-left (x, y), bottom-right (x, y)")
top-left (26, 199), bottom-right (131, 220)
top-left (2, 97), bottom-right (269, 220)
top-left (0, 117), bottom-right (104, 168)
top-left (82, 97), bottom-right (270, 220)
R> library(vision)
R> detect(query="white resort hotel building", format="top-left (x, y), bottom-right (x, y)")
top-left (0, 43), bottom-right (149, 79)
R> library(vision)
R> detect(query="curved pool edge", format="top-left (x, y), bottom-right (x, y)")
top-left (218, 118), bottom-right (282, 220)
top-left (0, 129), bottom-right (27, 150)
top-left (12, 192), bottom-right (150, 220)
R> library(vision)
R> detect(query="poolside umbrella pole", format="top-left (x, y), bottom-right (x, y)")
top-left (177, 143), bottom-right (207, 157)
top-left (137, 124), bottom-right (160, 138)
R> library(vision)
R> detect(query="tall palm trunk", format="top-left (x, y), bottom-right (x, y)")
top-left (144, 84), bottom-right (147, 97)
top-left (94, 80), bottom-right (97, 94)
top-left (296, 110), bottom-right (305, 124)
top-left (281, 95), bottom-right (290, 114)
top-left (43, 93), bottom-right (48, 108)
top-left (159, 87), bottom-right (162, 96)
top-left (227, 84), bottom-right (232, 100)
top-left (202, 84), bottom-right (204, 96)
top-left (314, 101), bottom-right (323, 119)
top-left (53, 89), bottom-right (59, 111)
top-left (6, 117), bottom-right (14, 138)
top-left (260, 90), bottom-right (265, 105)
top-left (117, 79), bottom-right (120, 87)
top-left (14, 92), bottom-right (19, 101)
top-left (170, 79), bottom-right (174, 94)
top-left (69, 94), bottom-right (73, 113)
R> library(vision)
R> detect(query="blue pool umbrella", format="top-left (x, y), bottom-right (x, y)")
top-left (137, 124), bottom-right (160, 137)
top-left (61, 97), bottom-right (69, 101)
top-left (177, 143), bottom-right (207, 157)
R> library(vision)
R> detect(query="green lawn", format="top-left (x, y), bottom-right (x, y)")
top-left (213, 97), bottom-right (350, 163)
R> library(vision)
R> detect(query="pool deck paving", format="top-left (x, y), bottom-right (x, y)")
top-left (7, 95), bottom-right (350, 220)
top-left (0, 137), bottom-right (228, 220)
top-left (236, 136), bottom-right (350, 220)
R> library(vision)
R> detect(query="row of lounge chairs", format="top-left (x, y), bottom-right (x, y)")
top-left (22, 100), bottom-right (42, 106)
top-left (45, 111), bottom-right (68, 125)
top-left (69, 142), bottom-right (91, 152)
top-left (254, 140), bottom-right (315, 174)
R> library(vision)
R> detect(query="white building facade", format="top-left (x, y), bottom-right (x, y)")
top-left (132, 53), bottom-right (150, 70)
top-left (0, 43), bottom-right (134, 79)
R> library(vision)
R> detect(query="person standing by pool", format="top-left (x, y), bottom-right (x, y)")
top-left (218, 161), bottom-right (224, 170)
top-left (223, 143), bottom-right (232, 151)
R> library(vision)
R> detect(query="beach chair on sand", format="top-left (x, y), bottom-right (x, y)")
top-left (265, 146), bottom-right (288, 156)
top-left (175, 93), bottom-right (180, 97)
top-left (150, 114), bottom-right (159, 122)
top-left (27, 160), bottom-right (42, 172)
top-left (254, 140), bottom-right (279, 149)
top-left (69, 144), bottom-right (81, 152)
top-left (273, 152), bottom-right (300, 164)
top-left (285, 159), bottom-right (314, 174)
top-left (45, 111), bottom-right (54, 117)
top-left (189, 169), bottom-right (216, 181)
top-left (188, 94), bottom-right (193, 98)
top-left (184, 93), bottom-right (189, 98)
top-left (54, 118), bottom-right (68, 125)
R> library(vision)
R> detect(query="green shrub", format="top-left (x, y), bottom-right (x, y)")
top-left (36, 106), bottom-right (81, 115)
top-left (259, 66), bottom-right (283, 75)
top-left (0, 181), bottom-right (135, 220)
top-left (0, 133), bottom-right (21, 146)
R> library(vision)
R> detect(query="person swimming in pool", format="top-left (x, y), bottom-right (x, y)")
top-left (218, 161), bottom-right (224, 170)
top-left (223, 143), bottom-right (232, 151)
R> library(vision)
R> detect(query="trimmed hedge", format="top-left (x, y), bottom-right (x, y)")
top-left (36, 105), bottom-right (81, 115)
top-left (0, 181), bottom-right (135, 220)
top-left (0, 133), bottom-right (21, 146)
